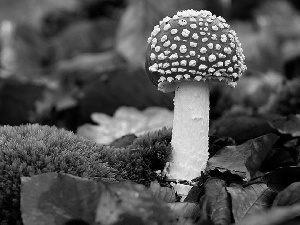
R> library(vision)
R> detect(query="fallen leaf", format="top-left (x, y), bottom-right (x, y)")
top-left (261, 166), bottom-right (300, 192)
top-left (21, 173), bottom-right (174, 225)
top-left (272, 182), bottom-right (300, 206)
top-left (260, 147), bottom-right (295, 172)
top-left (148, 181), bottom-right (177, 203)
top-left (203, 178), bottom-right (231, 225)
top-left (210, 115), bottom-right (275, 144)
top-left (236, 203), bottom-right (300, 225)
top-left (168, 202), bottom-right (201, 222)
top-left (227, 183), bottom-right (277, 223)
top-left (95, 181), bottom-right (174, 225)
top-left (21, 172), bottom-right (104, 225)
top-left (269, 114), bottom-right (300, 137)
top-left (207, 134), bottom-right (279, 181)
top-left (184, 186), bottom-right (204, 203)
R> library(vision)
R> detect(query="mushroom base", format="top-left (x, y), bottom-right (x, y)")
top-left (167, 80), bottom-right (209, 181)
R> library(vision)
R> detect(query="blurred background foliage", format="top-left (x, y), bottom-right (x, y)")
top-left (1, 0), bottom-right (300, 144)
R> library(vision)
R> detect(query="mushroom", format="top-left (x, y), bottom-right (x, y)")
top-left (145, 9), bottom-right (246, 199)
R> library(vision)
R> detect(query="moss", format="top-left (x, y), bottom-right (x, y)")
top-left (109, 127), bottom-right (172, 185)
top-left (0, 124), bottom-right (172, 225)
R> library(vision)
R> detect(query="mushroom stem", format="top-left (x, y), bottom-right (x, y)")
top-left (167, 80), bottom-right (209, 191)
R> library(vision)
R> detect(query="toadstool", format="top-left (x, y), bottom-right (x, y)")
top-left (145, 9), bottom-right (246, 199)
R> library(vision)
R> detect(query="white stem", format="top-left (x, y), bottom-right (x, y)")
top-left (167, 81), bottom-right (209, 182)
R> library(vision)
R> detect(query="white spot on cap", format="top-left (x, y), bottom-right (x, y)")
top-left (161, 35), bottom-right (168, 42)
top-left (215, 44), bottom-right (221, 50)
top-left (220, 34), bottom-right (227, 42)
top-left (200, 47), bottom-right (207, 54)
top-left (214, 71), bottom-right (222, 76)
top-left (219, 53), bottom-right (226, 58)
top-left (158, 76), bottom-right (166, 82)
top-left (190, 17), bottom-right (197, 22)
top-left (189, 70), bottom-right (196, 74)
top-left (230, 42), bottom-right (235, 48)
top-left (180, 60), bottom-right (187, 66)
top-left (163, 63), bottom-right (170, 68)
top-left (163, 40), bottom-right (171, 47)
top-left (155, 46), bottom-right (161, 52)
top-left (164, 50), bottom-right (170, 55)
top-left (151, 26), bottom-right (160, 37)
top-left (190, 51), bottom-right (196, 56)
top-left (200, 32), bottom-right (206, 35)
top-left (178, 68), bottom-right (187, 72)
top-left (158, 53), bottom-right (166, 60)
top-left (218, 16), bottom-right (226, 23)
top-left (173, 15), bottom-right (179, 19)
top-left (162, 16), bottom-right (171, 23)
top-left (167, 77), bottom-right (174, 82)
top-left (184, 74), bottom-right (190, 79)
top-left (179, 45), bottom-right (187, 53)
top-left (158, 69), bottom-right (165, 74)
top-left (204, 27), bottom-right (208, 31)
top-left (189, 60), bottom-right (197, 66)
top-left (232, 55), bottom-right (238, 62)
top-left (171, 68), bottom-right (177, 72)
top-left (178, 19), bottom-right (187, 26)
top-left (208, 68), bottom-right (215, 73)
top-left (149, 63), bottom-right (158, 72)
top-left (172, 62), bottom-right (179, 66)
top-left (192, 33), bottom-right (199, 39)
top-left (211, 34), bottom-right (217, 40)
top-left (195, 76), bottom-right (202, 81)
top-left (169, 53), bottom-right (178, 60)
top-left (232, 73), bottom-right (238, 78)
top-left (212, 25), bottom-right (218, 31)
top-left (170, 44), bottom-right (177, 50)
top-left (163, 23), bottom-right (171, 31)
top-left (190, 24), bottom-right (197, 29)
top-left (207, 43), bottom-right (213, 49)
top-left (174, 36), bottom-right (181, 41)
top-left (225, 60), bottom-right (231, 66)
top-left (175, 75), bottom-right (183, 80)
top-left (202, 37), bottom-right (208, 42)
top-left (217, 61), bottom-right (223, 67)
top-left (165, 70), bottom-right (171, 74)
top-left (199, 22), bottom-right (203, 26)
top-left (150, 53), bottom-right (156, 60)
top-left (199, 64), bottom-right (207, 70)
top-left (227, 67), bottom-right (233, 72)
top-left (208, 54), bottom-right (216, 62)
top-left (147, 37), bottom-right (152, 44)
top-left (182, 29), bottom-right (190, 37)
top-left (171, 29), bottom-right (178, 35)
top-left (224, 47), bottom-right (232, 54)
top-left (200, 56), bottom-right (206, 61)
top-left (190, 42), bottom-right (197, 47)
top-left (152, 38), bottom-right (158, 45)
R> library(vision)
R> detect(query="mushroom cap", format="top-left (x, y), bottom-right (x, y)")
top-left (145, 9), bottom-right (246, 92)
